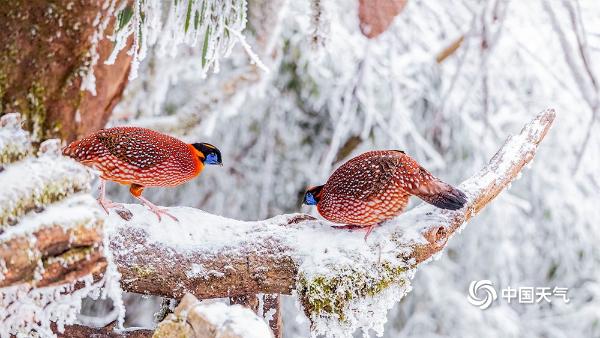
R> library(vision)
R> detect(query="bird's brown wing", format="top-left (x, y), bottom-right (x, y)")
top-left (325, 151), bottom-right (402, 201)
top-left (96, 127), bottom-right (171, 169)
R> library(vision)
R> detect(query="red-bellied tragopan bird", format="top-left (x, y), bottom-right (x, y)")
top-left (303, 150), bottom-right (466, 239)
top-left (63, 127), bottom-right (222, 221)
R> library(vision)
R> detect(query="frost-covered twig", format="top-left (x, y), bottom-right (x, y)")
top-left (562, 0), bottom-right (599, 173)
top-left (225, 25), bottom-right (270, 73)
top-left (107, 0), bottom-right (248, 79)
top-left (544, 1), bottom-right (598, 170)
top-left (108, 109), bottom-right (555, 336)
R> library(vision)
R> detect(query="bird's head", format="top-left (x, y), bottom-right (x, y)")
top-left (192, 143), bottom-right (223, 166)
top-left (303, 185), bottom-right (324, 206)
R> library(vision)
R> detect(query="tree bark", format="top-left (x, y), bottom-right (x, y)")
top-left (263, 294), bottom-right (283, 338)
top-left (230, 294), bottom-right (261, 313)
top-left (0, 222), bottom-right (105, 288)
top-left (56, 323), bottom-right (153, 338)
top-left (0, 0), bottom-right (131, 142)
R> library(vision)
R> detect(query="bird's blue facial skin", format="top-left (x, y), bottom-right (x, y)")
top-left (205, 153), bottom-right (220, 165)
top-left (304, 192), bottom-right (318, 205)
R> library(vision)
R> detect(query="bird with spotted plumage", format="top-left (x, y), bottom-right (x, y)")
top-left (62, 126), bottom-right (222, 221)
top-left (303, 150), bottom-right (467, 239)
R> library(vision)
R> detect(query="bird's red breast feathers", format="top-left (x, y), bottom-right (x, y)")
top-left (63, 127), bottom-right (204, 187)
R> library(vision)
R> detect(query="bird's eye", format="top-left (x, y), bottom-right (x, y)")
top-left (305, 192), bottom-right (317, 205)
top-left (205, 153), bottom-right (219, 165)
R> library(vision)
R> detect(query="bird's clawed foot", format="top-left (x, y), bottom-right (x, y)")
top-left (135, 195), bottom-right (179, 222)
top-left (146, 205), bottom-right (179, 222)
top-left (97, 179), bottom-right (127, 215)
top-left (334, 223), bottom-right (379, 241)
top-left (364, 223), bottom-right (378, 241)
top-left (97, 197), bottom-right (125, 215)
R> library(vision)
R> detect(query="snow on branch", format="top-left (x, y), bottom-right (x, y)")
top-left (0, 114), bottom-right (122, 337)
top-left (108, 109), bottom-right (556, 336)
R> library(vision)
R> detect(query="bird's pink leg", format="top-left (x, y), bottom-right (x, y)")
top-left (96, 179), bottom-right (124, 214)
top-left (134, 195), bottom-right (179, 222)
top-left (364, 223), bottom-right (378, 241)
top-left (333, 223), bottom-right (379, 241)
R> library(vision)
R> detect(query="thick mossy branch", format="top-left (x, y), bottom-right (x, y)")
top-left (0, 206), bottom-right (105, 287)
top-left (0, 117), bottom-right (104, 287)
top-left (0, 128), bottom-right (93, 228)
top-left (298, 262), bottom-right (408, 320)
top-left (0, 173), bottom-right (91, 227)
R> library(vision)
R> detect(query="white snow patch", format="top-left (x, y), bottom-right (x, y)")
top-left (195, 302), bottom-right (274, 338)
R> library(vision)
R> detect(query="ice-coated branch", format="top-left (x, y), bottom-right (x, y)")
top-left (109, 109), bottom-right (555, 335)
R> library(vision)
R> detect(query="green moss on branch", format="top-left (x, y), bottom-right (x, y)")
top-left (0, 142), bottom-right (32, 165)
top-left (132, 264), bottom-right (156, 279)
top-left (297, 261), bottom-right (408, 321)
top-left (0, 174), bottom-right (89, 229)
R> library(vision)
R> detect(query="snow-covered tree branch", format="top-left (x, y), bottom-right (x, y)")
top-left (105, 109), bottom-right (555, 336)
top-left (0, 114), bottom-right (122, 337)
top-left (0, 108), bottom-right (554, 337)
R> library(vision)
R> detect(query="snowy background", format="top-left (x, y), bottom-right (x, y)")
top-left (83, 0), bottom-right (600, 337)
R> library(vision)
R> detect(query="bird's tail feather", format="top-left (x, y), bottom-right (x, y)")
top-left (62, 138), bottom-right (92, 161)
top-left (414, 180), bottom-right (467, 210)
top-left (61, 140), bottom-right (79, 158)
